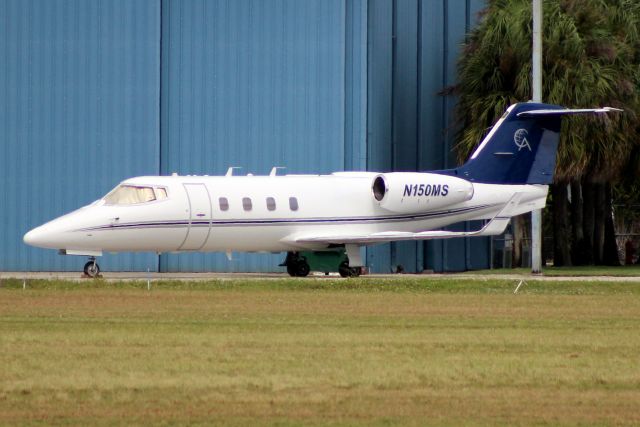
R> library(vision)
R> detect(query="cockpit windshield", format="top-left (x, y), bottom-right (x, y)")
top-left (103, 185), bottom-right (167, 205)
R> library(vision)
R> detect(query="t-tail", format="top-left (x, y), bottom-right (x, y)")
top-left (438, 102), bottom-right (621, 184)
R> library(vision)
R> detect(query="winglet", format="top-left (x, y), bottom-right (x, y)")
top-left (411, 192), bottom-right (522, 239)
top-left (469, 192), bottom-right (522, 237)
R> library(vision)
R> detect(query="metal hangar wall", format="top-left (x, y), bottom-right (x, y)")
top-left (2, 0), bottom-right (488, 273)
top-left (1, 0), bottom-right (160, 272)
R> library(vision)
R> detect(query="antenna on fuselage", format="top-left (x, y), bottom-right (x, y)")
top-left (225, 167), bottom-right (242, 177)
top-left (269, 167), bottom-right (286, 177)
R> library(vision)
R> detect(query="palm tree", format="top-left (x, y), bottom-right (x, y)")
top-left (452, 0), bottom-right (640, 266)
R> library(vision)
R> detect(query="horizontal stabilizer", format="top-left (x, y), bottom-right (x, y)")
top-left (517, 107), bottom-right (622, 117)
top-left (295, 194), bottom-right (522, 245)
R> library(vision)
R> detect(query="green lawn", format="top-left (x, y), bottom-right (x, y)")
top-left (471, 264), bottom-right (640, 276)
top-left (1, 278), bottom-right (639, 426)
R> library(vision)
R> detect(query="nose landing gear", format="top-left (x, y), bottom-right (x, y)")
top-left (83, 257), bottom-right (101, 278)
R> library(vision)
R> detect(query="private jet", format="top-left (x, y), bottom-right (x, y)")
top-left (24, 102), bottom-right (620, 277)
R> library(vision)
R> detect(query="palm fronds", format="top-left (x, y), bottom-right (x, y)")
top-left (454, 0), bottom-right (640, 183)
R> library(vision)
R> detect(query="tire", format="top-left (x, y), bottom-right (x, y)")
top-left (84, 261), bottom-right (100, 278)
top-left (295, 260), bottom-right (310, 277)
top-left (286, 264), bottom-right (298, 277)
top-left (287, 257), bottom-right (310, 277)
top-left (338, 261), bottom-right (352, 278)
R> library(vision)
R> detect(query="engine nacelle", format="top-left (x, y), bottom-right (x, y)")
top-left (371, 172), bottom-right (474, 213)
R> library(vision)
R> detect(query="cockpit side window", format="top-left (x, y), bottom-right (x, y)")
top-left (155, 187), bottom-right (168, 200)
top-left (104, 185), bottom-right (158, 205)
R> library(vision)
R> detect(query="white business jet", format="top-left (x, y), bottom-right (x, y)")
top-left (24, 102), bottom-right (619, 277)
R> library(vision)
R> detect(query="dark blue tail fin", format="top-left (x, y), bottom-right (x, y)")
top-left (446, 103), bottom-right (562, 184)
top-left (437, 103), bottom-right (619, 185)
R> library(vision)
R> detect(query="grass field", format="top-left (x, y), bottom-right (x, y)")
top-left (472, 265), bottom-right (640, 276)
top-left (1, 277), bottom-right (639, 426)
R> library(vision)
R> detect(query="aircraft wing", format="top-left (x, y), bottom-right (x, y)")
top-left (294, 193), bottom-right (522, 245)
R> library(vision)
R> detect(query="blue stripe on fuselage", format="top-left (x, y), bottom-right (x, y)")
top-left (76, 204), bottom-right (497, 232)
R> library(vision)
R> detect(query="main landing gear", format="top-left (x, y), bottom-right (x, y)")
top-left (282, 252), bottom-right (311, 277)
top-left (338, 261), bottom-right (361, 278)
top-left (83, 256), bottom-right (100, 278)
top-left (282, 251), bottom-right (361, 278)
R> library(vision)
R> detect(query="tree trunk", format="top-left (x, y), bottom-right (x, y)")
top-left (602, 183), bottom-right (621, 265)
top-left (594, 183), bottom-right (606, 264)
top-left (582, 181), bottom-right (596, 265)
top-left (552, 184), bottom-right (572, 266)
top-left (570, 182), bottom-right (586, 265)
top-left (512, 215), bottom-right (526, 267)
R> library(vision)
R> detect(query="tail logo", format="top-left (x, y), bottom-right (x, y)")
top-left (514, 129), bottom-right (532, 152)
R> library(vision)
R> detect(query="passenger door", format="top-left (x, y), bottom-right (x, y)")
top-left (178, 183), bottom-right (212, 250)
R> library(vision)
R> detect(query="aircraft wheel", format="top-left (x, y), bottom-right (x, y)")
top-left (339, 261), bottom-right (352, 278)
top-left (339, 261), bottom-right (361, 278)
top-left (84, 261), bottom-right (100, 278)
top-left (286, 264), bottom-right (298, 277)
top-left (286, 257), bottom-right (310, 277)
top-left (294, 260), bottom-right (310, 277)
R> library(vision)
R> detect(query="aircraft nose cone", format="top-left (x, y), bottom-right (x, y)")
top-left (22, 225), bottom-right (58, 249)
top-left (23, 226), bottom-right (51, 248)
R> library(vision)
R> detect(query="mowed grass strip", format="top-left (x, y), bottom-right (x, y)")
top-left (1, 278), bottom-right (639, 426)
top-left (471, 265), bottom-right (640, 277)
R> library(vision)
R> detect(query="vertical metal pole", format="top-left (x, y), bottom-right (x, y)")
top-left (531, 0), bottom-right (543, 273)
top-left (532, 0), bottom-right (542, 103)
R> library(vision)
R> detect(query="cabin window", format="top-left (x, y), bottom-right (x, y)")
top-left (266, 197), bottom-right (276, 211)
top-left (155, 187), bottom-right (168, 200)
top-left (242, 197), bottom-right (252, 211)
top-left (104, 185), bottom-right (156, 205)
top-left (219, 197), bottom-right (229, 211)
top-left (289, 197), bottom-right (299, 211)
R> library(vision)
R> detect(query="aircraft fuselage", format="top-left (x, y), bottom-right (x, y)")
top-left (23, 172), bottom-right (547, 255)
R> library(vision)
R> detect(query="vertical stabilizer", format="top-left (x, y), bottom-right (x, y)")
top-left (437, 103), bottom-right (620, 185)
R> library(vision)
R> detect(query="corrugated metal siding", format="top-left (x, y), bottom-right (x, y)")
top-left (2, 0), bottom-right (490, 274)
top-left (463, 0), bottom-right (491, 272)
top-left (435, 0), bottom-right (472, 272)
top-left (391, 0), bottom-right (420, 273)
top-left (344, 0), bottom-right (367, 171)
top-left (365, 0), bottom-right (393, 273)
top-left (159, 0), bottom-right (348, 272)
top-left (0, 0), bottom-right (160, 271)
top-left (367, 0), bottom-right (489, 273)
top-left (422, 0), bottom-right (490, 272)
top-left (418, 0), bottom-right (447, 273)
